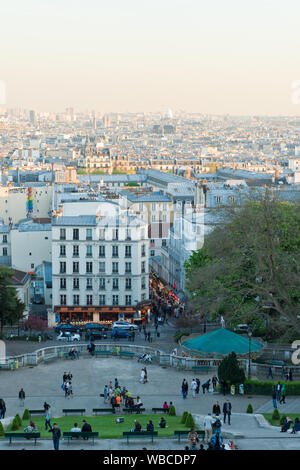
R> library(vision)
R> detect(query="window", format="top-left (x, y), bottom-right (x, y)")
top-left (60, 278), bottom-right (66, 289)
top-left (99, 245), bottom-right (105, 257)
top-left (60, 228), bottom-right (66, 240)
top-left (125, 262), bottom-right (131, 273)
top-left (162, 239), bottom-right (167, 247)
top-left (73, 278), bottom-right (79, 290)
top-left (112, 295), bottom-right (119, 306)
top-left (73, 228), bottom-right (79, 240)
top-left (125, 278), bottom-right (132, 290)
top-left (112, 246), bottom-right (118, 257)
top-left (151, 215), bottom-right (156, 222)
top-left (86, 295), bottom-right (93, 305)
top-left (162, 203), bottom-right (167, 211)
top-left (86, 228), bottom-right (92, 240)
top-left (60, 262), bottom-right (66, 274)
top-left (162, 214), bottom-right (167, 222)
top-left (86, 278), bottom-right (93, 290)
top-left (86, 245), bottom-right (93, 257)
top-left (86, 262), bottom-right (93, 274)
top-left (141, 228), bottom-right (145, 239)
top-left (2, 247), bottom-right (7, 256)
top-left (99, 229), bottom-right (105, 240)
top-left (60, 295), bottom-right (67, 306)
top-left (141, 244), bottom-right (146, 257)
top-left (3, 235), bottom-right (7, 243)
top-left (112, 229), bottom-right (118, 240)
top-left (99, 295), bottom-right (106, 306)
top-left (73, 245), bottom-right (79, 257)
top-left (141, 261), bottom-right (146, 273)
top-left (152, 203), bottom-right (156, 210)
top-left (125, 246), bottom-right (131, 257)
top-left (125, 295), bottom-right (132, 306)
top-left (73, 295), bottom-right (80, 306)
top-left (112, 262), bottom-right (118, 274)
top-left (112, 278), bottom-right (119, 290)
top-left (99, 278), bottom-right (105, 290)
top-left (141, 277), bottom-right (146, 290)
top-left (73, 262), bottom-right (79, 273)
top-left (150, 250), bottom-right (155, 257)
top-left (126, 229), bottom-right (131, 240)
top-left (60, 245), bottom-right (66, 256)
top-left (99, 262), bottom-right (106, 273)
top-left (141, 293), bottom-right (146, 301)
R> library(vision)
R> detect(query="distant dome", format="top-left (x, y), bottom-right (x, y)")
top-left (164, 108), bottom-right (173, 119)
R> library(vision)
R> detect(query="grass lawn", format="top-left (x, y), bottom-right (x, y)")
top-left (263, 413), bottom-right (300, 427)
top-left (4, 414), bottom-right (189, 439)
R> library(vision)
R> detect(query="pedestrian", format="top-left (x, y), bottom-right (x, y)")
top-left (276, 382), bottom-right (282, 401)
top-left (196, 378), bottom-right (200, 395)
top-left (223, 399), bottom-right (232, 425)
top-left (43, 401), bottom-right (50, 412)
top-left (45, 407), bottom-right (52, 431)
top-left (144, 329), bottom-right (147, 341)
top-left (49, 423), bottom-right (61, 450)
top-left (115, 378), bottom-right (119, 389)
top-left (140, 369), bottom-right (145, 384)
top-left (191, 379), bottom-right (197, 398)
top-left (212, 401), bottom-right (221, 415)
top-left (18, 388), bottom-right (25, 407)
top-left (181, 379), bottom-right (188, 399)
top-left (103, 385), bottom-right (108, 404)
top-left (272, 390), bottom-right (277, 409)
top-left (203, 413), bottom-right (214, 444)
top-left (267, 366), bottom-right (273, 380)
top-left (212, 375), bottom-right (218, 391)
top-left (289, 369), bottom-right (293, 381)
top-left (0, 399), bottom-right (6, 419)
top-left (144, 367), bottom-right (148, 383)
top-left (279, 384), bottom-right (286, 404)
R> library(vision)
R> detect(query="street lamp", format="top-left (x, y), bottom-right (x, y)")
top-left (248, 326), bottom-right (253, 379)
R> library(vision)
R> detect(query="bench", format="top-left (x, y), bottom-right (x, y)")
top-left (44, 356), bottom-right (59, 363)
top-left (152, 408), bottom-right (169, 414)
top-left (94, 350), bottom-right (111, 357)
top-left (5, 432), bottom-right (40, 445)
top-left (63, 432), bottom-right (99, 445)
top-left (174, 430), bottom-right (205, 443)
top-left (123, 407), bottom-right (145, 414)
top-left (123, 431), bottom-right (158, 444)
top-left (192, 366), bottom-right (212, 373)
top-left (119, 351), bottom-right (135, 358)
top-left (62, 408), bottom-right (86, 416)
top-left (29, 410), bottom-right (45, 416)
top-left (92, 408), bottom-right (116, 415)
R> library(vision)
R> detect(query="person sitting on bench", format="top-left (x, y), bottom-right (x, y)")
top-left (147, 420), bottom-right (154, 432)
top-left (131, 420), bottom-right (142, 432)
top-left (281, 416), bottom-right (293, 432)
top-left (158, 417), bottom-right (167, 428)
top-left (81, 420), bottom-right (92, 439)
top-left (70, 422), bottom-right (81, 438)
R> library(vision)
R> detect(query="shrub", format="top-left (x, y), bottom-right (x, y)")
top-left (185, 413), bottom-right (195, 428)
top-left (180, 411), bottom-right (189, 424)
top-left (272, 408), bottom-right (280, 421)
top-left (0, 421), bottom-right (4, 436)
top-left (22, 409), bottom-right (30, 420)
top-left (168, 405), bottom-right (176, 416)
top-left (11, 417), bottom-right (20, 431)
top-left (246, 404), bottom-right (253, 414)
top-left (15, 414), bottom-right (22, 426)
top-left (244, 380), bottom-right (300, 396)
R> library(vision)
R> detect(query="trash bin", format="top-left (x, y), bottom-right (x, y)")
top-left (14, 360), bottom-right (19, 370)
top-left (10, 361), bottom-right (14, 371)
top-left (230, 384), bottom-right (235, 395)
top-left (239, 384), bottom-right (244, 395)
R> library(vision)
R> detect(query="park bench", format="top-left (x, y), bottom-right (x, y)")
top-left (62, 408), bottom-right (86, 416)
top-left (123, 407), bottom-right (145, 414)
top-left (5, 432), bottom-right (40, 445)
top-left (92, 408), bottom-right (116, 415)
top-left (94, 350), bottom-right (111, 357)
top-left (123, 431), bottom-right (158, 444)
top-left (152, 408), bottom-right (168, 414)
top-left (44, 355), bottom-right (59, 363)
top-left (63, 431), bottom-right (99, 446)
top-left (29, 409), bottom-right (45, 416)
top-left (191, 366), bottom-right (212, 373)
top-left (119, 351), bottom-right (135, 358)
top-left (174, 430), bottom-right (205, 443)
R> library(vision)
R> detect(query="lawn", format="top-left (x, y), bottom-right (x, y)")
top-left (4, 414), bottom-right (189, 439)
top-left (263, 413), bottom-right (300, 427)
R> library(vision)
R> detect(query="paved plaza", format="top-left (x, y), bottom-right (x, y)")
top-left (0, 355), bottom-right (300, 450)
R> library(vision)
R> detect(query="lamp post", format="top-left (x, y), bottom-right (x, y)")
top-left (248, 326), bottom-right (253, 379)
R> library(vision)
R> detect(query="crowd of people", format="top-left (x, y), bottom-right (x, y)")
top-left (103, 377), bottom-right (145, 412)
top-left (62, 371), bottom-right (73, 398)
top-left (181, 375), bottom-right (221, 399)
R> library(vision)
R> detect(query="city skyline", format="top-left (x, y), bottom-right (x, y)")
top-left (1, 0), bottom-right (300, 115)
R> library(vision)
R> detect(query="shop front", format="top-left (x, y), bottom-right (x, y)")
top-left (54, 306), bottom-right (137, 326)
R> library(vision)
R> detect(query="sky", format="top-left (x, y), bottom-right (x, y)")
top-left (1, 0), bottom-right (300, 115)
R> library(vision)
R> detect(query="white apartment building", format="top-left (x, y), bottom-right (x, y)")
top-left (52, 203), bottom-right (150, 325)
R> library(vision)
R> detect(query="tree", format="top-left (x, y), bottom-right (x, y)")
top-left (22, 314), bottom-right (48, 336)
top-left (185, 192), bottom-right (300, 341)
top-left (218, 352), bottom-right (245, 385)
top-left (168, 404), bottom-right (176, 416)
top-left (0, 266), bottom-right (25, 334)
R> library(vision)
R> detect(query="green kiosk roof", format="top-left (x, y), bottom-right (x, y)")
top-left (182, 328), bottom-right (263, 357)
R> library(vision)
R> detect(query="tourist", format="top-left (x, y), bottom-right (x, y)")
top-left (43, 402), bottom-right (50, 412)
top-left (281, 416), bottom-right (293, 432)
top-left (210, 431), bottom-right (223, 450)
top-left (188, 427), bottom-right (199, 448)
top-left (204, 413), bottom-right (214, 444)
top-left (70, 422), bottom-right (81, 433)
top-left (289, 369), bottom-right (293, 381)
top-left (132, 420), bottom-right (142, 432)
top-left (196, 378), bottom-right (200, 394)
top-left (267, 366), bottom-right (273, 380)
top-left (181, 379), bottom-right (188, 399)
top-left (212, 376), bottom-right (218, 391)
top-left (115, 395), bottom-right (121, 411)
top-left (212, 401), bottom-right (221, 415)
top-left (0, 399), bottom-right (6, 418)
top-left (223, 399), bottom-right (232, 425)
top-left (81, 420), bottom-right (92, 439)
top-left (140, 369), bottom-right (145, 384)
top-left (147, 420), bottom-right (154, 432)
top-left (103, 385), bottom-right (108, 404)
top-left (163, 401), bottom-right (169, 414)
top-left (115, 378), bottom-right (119, 388)
top-left (18, 388), bottom-right (25, 407)
top-left (202, 379), bottom-right (210, 394)
top-left (191, 378), bottom-right (197, 398)
top-left (135, 396), bottom-right (143, 410)
top-left (24, 421), bottom-right (37, 433)
top-left (144, 367), bottom-right (148, 383)
top-left (272, 390), bottom-right (277, 409)
top-left (276, 382), bottom-right (282, 401)
top-left (158, 417), bottom-right (167, 428)
top-left (49, 423), bottom-right (61, 450)
top-left (291, 417), bottom-right (300, 434)
top-left (45, 407), bottom-right (52, 431)
top-left (279, 383), bottom-right (286, 404)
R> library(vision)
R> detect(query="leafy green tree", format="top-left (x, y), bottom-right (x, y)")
top-left (185, 413), bottom-right (195, 428)
top-left (180, 411), bottom-right (189, 424)
top-left (22, 409), bottom-right (30, 420)
top-left (218, 352), bottom-right (245, 385)
top-left (246, 404), bottom-right (253, 413)
top-left (272, 408), bottom-right (280, 421)
top-left (0, 266), bottom-right (25, 334)
top-left (168, 404), bottom-right (176, 416)
top-left (185, 192), bottom-right (300, 341)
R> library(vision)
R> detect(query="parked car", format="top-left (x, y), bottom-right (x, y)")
top-left (85, 323), bottom-right (109, 330)
top-left (56, 331), bottom-right (80, 342)
top-left (55, 324), bottom-right (83, 334)
top-left (112, 321), bottom-right (138, 331)
top-left (233, 324), bottom-right (249, 333)
top-left (85, 328), bottom-right (107, 341)
top-left (111, 327), bottom-right (131, 339)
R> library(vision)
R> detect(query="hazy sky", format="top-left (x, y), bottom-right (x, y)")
top-left (1, 0), bottom-right (300, 114)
